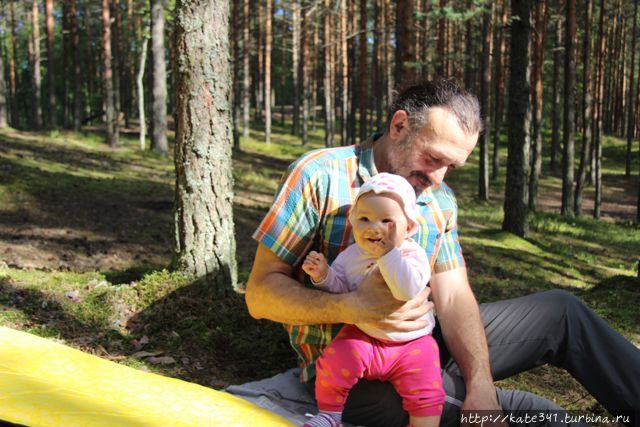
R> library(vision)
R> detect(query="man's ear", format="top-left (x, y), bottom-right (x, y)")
top-left (389, 110), bottom-right (410, 141)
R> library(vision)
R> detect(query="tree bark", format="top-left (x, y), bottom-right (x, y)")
top-left (31, 0), bottom-right (44, 130)
top-left (45, 0), bottom-right (56, 128)
top-left (396, 0), bottom-right (415, 86)
top-left (593, 0), bottom-right (606, 219)
top-left (112, 0), bottom-right (122, 121)
top-left (138, 37), bottom-right (149, 149)
top-left (561, 0), bottom-right (576, 216)
top-left (9, 0), bottom-right (18, 126)
top-left (243, 0), bottom-right (251, 138)
top-left (478, 3), bottom-right (492, 201)
top-left (340, 0), bottom-right (349, 145)
top-left (492, 0), bottom-right (508, 182)
top-left (464, 0), bottom-right (476, 92)
top-left (324, 0), bottom-right (334, 147)
top-left (0, 14), bottom-right (6, 128)
top-left (264, 0), bottom-right (272, 144)
top-left (359, 0), bottom-right (368, 141)
top-left (575, 0), bottom-right (593, 216)
top-left (627, 0), bottom-right (639, 177)
top-left (102, 0), bottom-right (119, 147)
top-left (173, 0), bottom-right (238, 292)
top-left (254, 0), bottom-right (264, 122)
top-left (528, 0), bottom-right (548, 211)
top-left (70, 0), bottom-right (82, 131)
top-left (550, 15), bottom-right (563, 174)
top-left (502, 0), bottom-right (532, 237)
top-left (301, 3), bottom-right (310, 145)
top-left (292, 0), bottom-right (300, 136)
top-left (436, 0), bottom-right (446, 76)
top-left (150, 0), bottom-right (168, 155)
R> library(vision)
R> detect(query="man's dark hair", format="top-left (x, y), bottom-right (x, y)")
top-left (387, 78), bottom-right (483, 135)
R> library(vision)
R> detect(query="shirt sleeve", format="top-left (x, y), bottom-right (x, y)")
top-left (312, 252), bottom-right (352, 294)
top-left (433, 186), bottom-right (465, 274)
top-left (252, 158), bottom-right (321, 266)
top-left (378, 241), bottom-right (430, 301)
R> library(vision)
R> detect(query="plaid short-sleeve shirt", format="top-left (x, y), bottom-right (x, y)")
top-left (252, 135), bottom-right (465, 382)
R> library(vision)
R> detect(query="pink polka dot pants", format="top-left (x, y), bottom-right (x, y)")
top-left (315, 324), bottom-right (445, 417)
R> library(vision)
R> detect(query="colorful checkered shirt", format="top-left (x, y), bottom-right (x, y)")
top-left (253, 135), bottom-right (465, 383)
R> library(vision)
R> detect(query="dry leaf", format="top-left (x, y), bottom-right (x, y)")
top-left (147, 356), bottom-right (176, 365)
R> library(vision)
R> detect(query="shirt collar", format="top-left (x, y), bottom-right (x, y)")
top-left (358, 134), bottom-right (434, 205)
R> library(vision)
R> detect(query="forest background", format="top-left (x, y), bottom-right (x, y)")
top-left (0, 0), bottom-right (638, 420)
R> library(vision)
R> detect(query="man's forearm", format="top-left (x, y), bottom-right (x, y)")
top-left (245, 244), bottom-right (355, 325)
top-left (246, 269), bottom-right (351, 325)
top-left (432, 269), bottom-right (494, 389)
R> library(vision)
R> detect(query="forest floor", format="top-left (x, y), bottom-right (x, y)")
top-left (0, 123), bottom-right (638, 420)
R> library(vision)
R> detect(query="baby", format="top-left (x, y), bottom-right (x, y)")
top-left (302, 172), bottom-right (444, 427)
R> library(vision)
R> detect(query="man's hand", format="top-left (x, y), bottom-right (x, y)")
top-left (302, 251), bottom-right (329, 284)
top-left (345, 269), bottom-right (433, 332)
top-left (461, 383), bottom-right (506, 427)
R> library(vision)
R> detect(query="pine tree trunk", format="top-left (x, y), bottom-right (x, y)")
top-left (492, 0), bottom-right (507, 182)
top-left (502, 0), bottom-right (532, 237)
top-left (125, 0), bottom-right (134, 127)
top-left (150, 0), bottom-right (168, 155)
top-left (550, 15), bottom-right (563, 174)
top-left (395, 0), bottom-right (415, 86)
top-left (324, 0), bottom-right (334, 147)
top-left (627, 0), bottom-right (639, 177)
top-left (243, 0), bottom-right (251, 138)
top-left (264, 0), bottom-right (272, 144)
top-left (102, 0), bottom-right (119, 146)
top-left (0, 15), bottom-right (7, 128)
top-left (436, 0), bottom-right (446, 76)
top-left (232, 0), bottom-right (241, 149)
top-left (45, 0), bottom-right (56, 128)
top-left (421, 0), bottom-right (431, 80)
top-left (359, 0), bottom-right (368, 141)
top-left (254, 0), bottom-right (264, 122)
top-left (70, 0), bottom-right (82, 131)
top-left (62, 1), bottom-right (69, 128)
top-left (593, 0), bottom-right (606, 218)
top-left (311, 14), bottom-right (320, 130)
top-left (9, 0), bottom-right (18, 126)
top-left (112, 0), bottom-right (122, 122)
top-left (138, 37), bottom-right (149, 149)
top-left (464, 0), bottom-right (476, 92)
top-left (301, 4), bottom-right (310, 145)
top-left (374, 0), bottom-right (384, 130)
top-left (173, 0), bottom-right (237, 292)
top-left (528, 0), bottom-right (547, 211)
top-left (31, 0), bottom-right (44, 130)
top-left (84, 3), bottom-right (95, 116)
top-left (561, 0), bottom-right (576, 216)
top-left (340, 0), bottom-right (348, 145)
top-left (478, 4), bottom-right (492, 201)
top-left (292, 0), bottom-right (300, 136)
top-left (575, 0), bottom-right (593, 216)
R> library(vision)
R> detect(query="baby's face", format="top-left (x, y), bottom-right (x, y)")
top-left (349, 192), bottom-right (410, 257)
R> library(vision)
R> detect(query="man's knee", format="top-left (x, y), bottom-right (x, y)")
top-left (537, 289), bottom-right (586, 318)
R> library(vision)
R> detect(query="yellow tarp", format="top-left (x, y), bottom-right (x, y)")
top-left (0, 326), bottom-right (293, 426)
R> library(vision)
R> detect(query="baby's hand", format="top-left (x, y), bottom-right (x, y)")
top-left (302, 251), bottom-right (329, 284)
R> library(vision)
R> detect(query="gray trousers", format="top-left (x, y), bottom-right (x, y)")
top-left (322, 290), bottom-right (640, 426)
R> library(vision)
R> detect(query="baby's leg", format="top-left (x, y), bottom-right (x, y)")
top-left (307, 325), bottom-right (373, 427)
top-left (386, 334), bottom-right (444, 427)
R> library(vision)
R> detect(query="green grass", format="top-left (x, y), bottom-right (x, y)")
top-left (0, 121), bottom-right (638, 414)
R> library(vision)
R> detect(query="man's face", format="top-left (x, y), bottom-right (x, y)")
top-left (385, 107), bottom-right (478, 193)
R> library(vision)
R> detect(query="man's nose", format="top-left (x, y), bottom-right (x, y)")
top-left (429, 167), bottom-right (448, 185)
